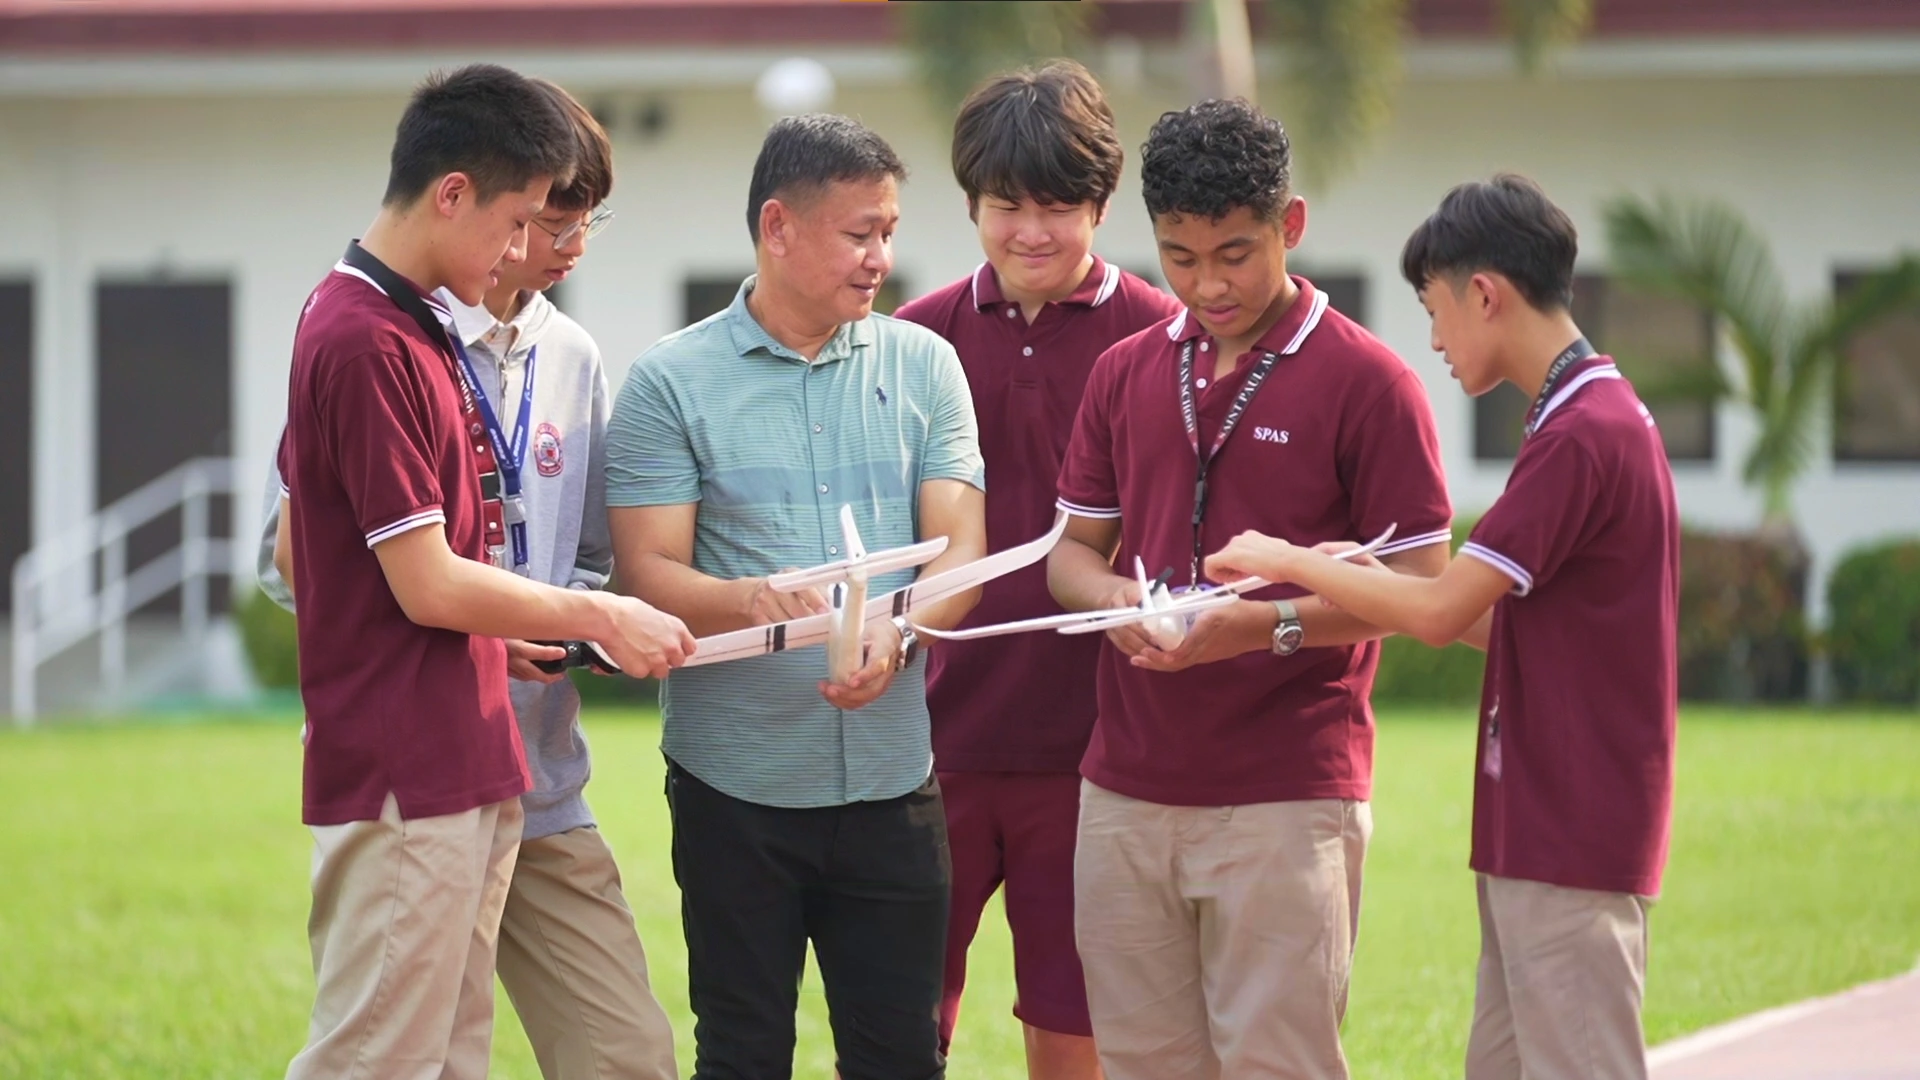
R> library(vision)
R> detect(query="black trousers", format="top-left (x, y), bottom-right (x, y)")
top-left (666, 758), bottom-right (951, 1080)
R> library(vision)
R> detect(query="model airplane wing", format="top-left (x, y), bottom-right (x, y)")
top-left (915, 607), bottom-right (1137, 642)
top-left (678, 610), bottom-right (839, 669)
top-left (923, 523), bottom-right (1401, 643)
top-left (766, 505), bottom-right (949, 592)
top-left (677, 513), bottom-right (1070, 669)
top-left (867, 512), bottom-right (1069, 622)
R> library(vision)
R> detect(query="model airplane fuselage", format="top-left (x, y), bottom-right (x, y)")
top-left (918, 524), bottom-right (1400, 648)
top-left (670, 505), bottom-right (1071, 679)
top-left (763, 504), bottom-right (949, 683)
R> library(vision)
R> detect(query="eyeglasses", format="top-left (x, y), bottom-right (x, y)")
top-left (532, 204), bottom-right (614, 250)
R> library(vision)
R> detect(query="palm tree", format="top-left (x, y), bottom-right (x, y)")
top-left (1602, 193), bottom-right (1920, 537)
top-left (896, 0), bottom-right (1594, 186)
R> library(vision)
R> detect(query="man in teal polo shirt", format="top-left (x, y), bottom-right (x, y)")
top-left (605, 114), bottom-right (987, 1080)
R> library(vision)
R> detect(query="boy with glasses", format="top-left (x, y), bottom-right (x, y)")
top-left (266, 77), bottom-right (682, 1080)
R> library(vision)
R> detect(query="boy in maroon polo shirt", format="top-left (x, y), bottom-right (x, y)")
top-left (894, 60), bottom-right (1179, 1079)
top-left (1209, 173), bottom-right (1680, 1080)
top-left (277, 65), bottom-right (693, 1080)
top-left (1050, 99), bottom-right (1452, 1080)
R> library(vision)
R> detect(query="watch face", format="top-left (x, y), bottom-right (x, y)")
top-left (1274, 625), bottom-right (1305, 655)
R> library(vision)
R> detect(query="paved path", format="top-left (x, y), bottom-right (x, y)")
top-left (1651, 972), bottom-right (1920, 1080)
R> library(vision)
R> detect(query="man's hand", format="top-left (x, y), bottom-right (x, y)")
top-left (506, 640), bottom-right (568, 684)
top-left (1132, 599), bottom-right (1276, 672)
top-left (820, 618), bottom-right (902, 711)
top-left (744, 573), bottom-right (832, 626)
top-left (1206, 531), bottom-right (1302, 586)
top-left (594, 594), bottom-right (698, 680)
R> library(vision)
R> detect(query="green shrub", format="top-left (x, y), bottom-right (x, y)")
top-left (1371, 515), bottom-right (1486, 705)
top-left (1678, 530), bottom-right (1807, 701)
top-left (1372, 636), bottom-right (1486, 704)
top-left (235, 586), bottom-right (299, 690)
top-left (571, 668), bottom-right (660, 707)
top-left (1825, 539), bottom-right (1920, 705)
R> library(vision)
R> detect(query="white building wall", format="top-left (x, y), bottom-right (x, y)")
top-left (1, 47), bottom-right (1917, 622)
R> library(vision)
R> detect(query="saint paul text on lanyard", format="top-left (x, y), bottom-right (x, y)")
top-left (1179, 340), bottom-right (1281, 589)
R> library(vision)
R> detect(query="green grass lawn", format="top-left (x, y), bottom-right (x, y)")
top-left (1, 707), bottom-right (1916, 1079)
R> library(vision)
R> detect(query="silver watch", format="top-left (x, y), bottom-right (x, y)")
top-left (1270, 599), bottom-right (1305, 656)
top-left (891, 616), bottom-right (921, 670)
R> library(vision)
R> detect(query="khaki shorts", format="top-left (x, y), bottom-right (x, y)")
top-left (1074, 780), bottom-right (1371, 1080)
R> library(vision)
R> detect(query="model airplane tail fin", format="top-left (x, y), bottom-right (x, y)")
top-left (1133, 556), bottom-right (1154, 606)
top-left (840, 504), bottom-right (867, 564)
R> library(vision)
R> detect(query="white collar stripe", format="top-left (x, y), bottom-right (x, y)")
top-left (1164, 288), bottom-right (1327, 353)
top-left (332, 262), bottom-right (382, 295)
top-left (1534, 365), bottom-right (1621, 431)
top-left (970, 263), bottom-right (990, 310)
top-left (1279, 289), bottom-right (1329, 355)
top-left (1092, 262), bottom-right (1121, 307)
top-left (332, 261), bottom-right (454, 329)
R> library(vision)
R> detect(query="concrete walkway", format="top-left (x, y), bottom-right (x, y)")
top-left (1651, 972), bottom-right (1920, 1080)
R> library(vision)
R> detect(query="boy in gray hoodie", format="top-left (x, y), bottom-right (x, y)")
top-left (260, 81), bottom-right (679, 1080)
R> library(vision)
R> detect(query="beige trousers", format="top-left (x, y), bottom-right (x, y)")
top-left (1074, 780), bottom-right (1372, 1080)
top-left (286, 793), bottom-right (523, 1080)
top-left (1465, 874), bottom-right (1652, 1080)
top-left (497, 826), bottom-right (680, 1080)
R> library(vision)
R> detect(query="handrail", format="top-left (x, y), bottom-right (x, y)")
top-left (10, 457), bottom-right (239, 724)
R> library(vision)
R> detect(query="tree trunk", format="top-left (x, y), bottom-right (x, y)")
top-left (1189, 0), bottom-right (1258, 103)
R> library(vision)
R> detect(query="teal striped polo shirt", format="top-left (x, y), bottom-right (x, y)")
top-left (606, 277), bottom-right (984, 808)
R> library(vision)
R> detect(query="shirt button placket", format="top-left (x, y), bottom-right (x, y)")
top-left (803, 362), bottom-right (837, 564)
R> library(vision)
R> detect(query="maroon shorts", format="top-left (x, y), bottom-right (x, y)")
top-left (938, 769), bottom-right (1091, 1047)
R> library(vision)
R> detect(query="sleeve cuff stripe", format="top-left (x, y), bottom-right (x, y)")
top-left (1460, 542), bottom-right (1534, 597)
top-left (1057, 498), bottom-right (1122, 520)
top-left (365, 510), bottom-right (446, 548)
top-left (1375, 528), bottom-right (1453, 556)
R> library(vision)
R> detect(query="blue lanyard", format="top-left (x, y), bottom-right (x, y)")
top-left (450, 335), bottom-right (538, 569)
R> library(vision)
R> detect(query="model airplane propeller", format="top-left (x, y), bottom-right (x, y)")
top-left (917, 523), bottom-right (1399, 650)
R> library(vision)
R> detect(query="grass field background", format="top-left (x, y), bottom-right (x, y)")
top-left (2, 707), bottom-right (1916, 1079)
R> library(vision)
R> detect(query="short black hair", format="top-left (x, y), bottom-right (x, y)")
top-left (1141, 98), bottom-right (1292, 224)
top-left (383, 64), bottom-right (577, 209)
top-left (745, 114), bottom-right (907, 243)
top-left (1400, 174), bottom-right (1578, 311)
top-left (951, 59), bottom-right (1123, 214)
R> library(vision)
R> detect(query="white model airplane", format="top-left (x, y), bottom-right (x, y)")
top-left (677, 504), bottom-right (1070, 681)
top-left (918, 524), bottom-right (1399, 650)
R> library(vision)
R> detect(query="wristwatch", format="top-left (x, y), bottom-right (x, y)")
top-left (1270, 599), bottom-right (1305, 656)
top-left (891, 616), bottom-right (921, 670)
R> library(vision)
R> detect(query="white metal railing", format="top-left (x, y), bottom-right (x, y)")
top-left (10, 457), bottom-right (238, 724)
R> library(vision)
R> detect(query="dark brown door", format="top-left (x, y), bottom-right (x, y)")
top-left (95, 280), bottom-right (233, 614)
top-left (0, 281), bottom-right (29, 613)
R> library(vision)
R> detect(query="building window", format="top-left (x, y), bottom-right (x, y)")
top-left (684, 274), bottom-right (907, 327)
top-left (1286, 267), bottom-right (1366, 328)
top-left (1834, 269), bottom-right (1920, 462)
top-left (1473, 274), bottom-right (1716, 461)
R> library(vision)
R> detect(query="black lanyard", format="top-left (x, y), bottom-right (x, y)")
top-left (1524, 337), bottom-right (1597, 438)
top-left (1178, 339), bottom-right (1281, 587)
top-left (341, 242), bottom-right (457, 358)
